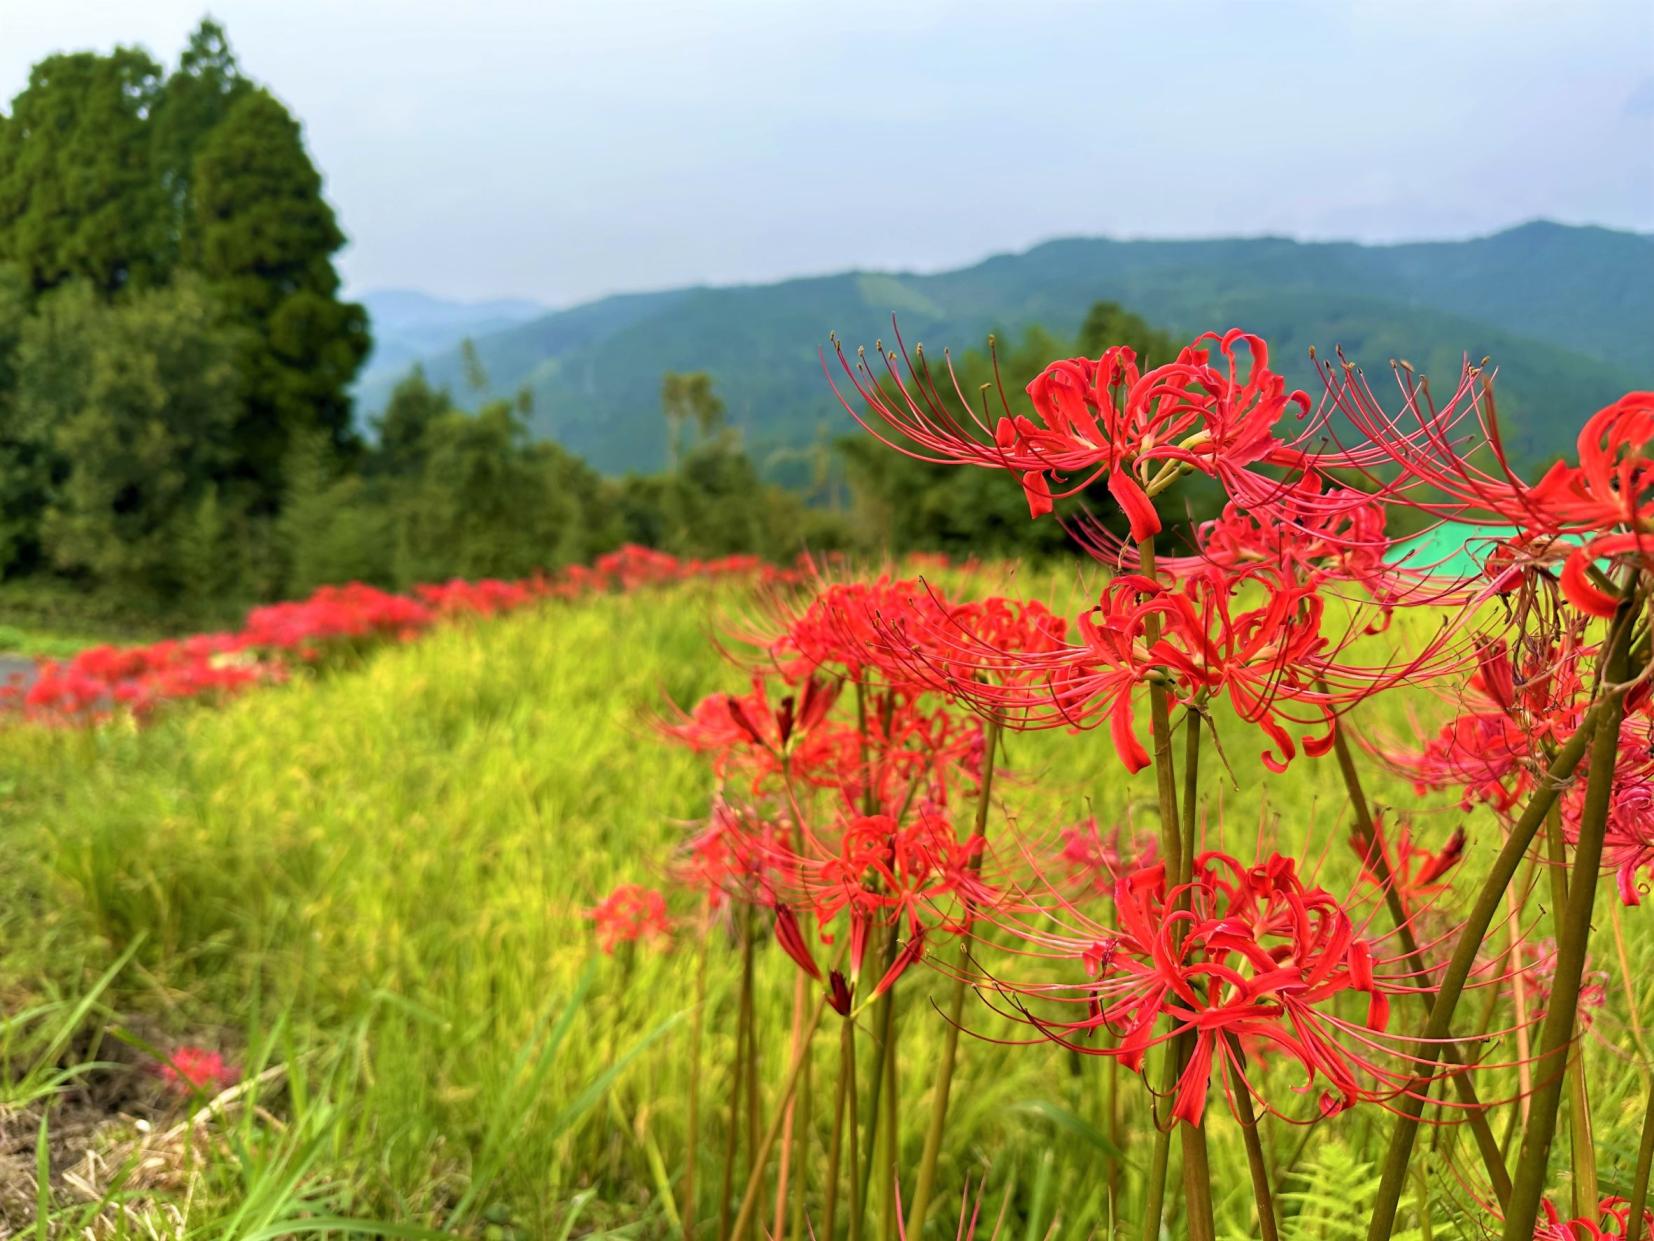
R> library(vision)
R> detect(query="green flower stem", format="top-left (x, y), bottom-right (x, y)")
top-left (1224, 1032), bottom-right (1280, 1241)
top-left (1627, 1074), bottom-right (1654, 1241)
top-left (1177, 708), bottom-right (1216, 1241)
top-left (880, 1008), bottom-right (899, 1241)
top-left (855, 927), bottom-right (900, 1236)
top-left (683, 926), bottom-right (709, 1239)
top-left (1501, 595), bottom-right (1635, 1241)
top-left (822, 1016), bottom-right (852, 1241)
top-left (905, 716), bottom-right (1002, 1236)
top-left (719, 916), bottom-right (755, 1241)
top-left (791, 1038), bottom-right (811, 1241)
top-left (729, 975), bottom-right (840, 1241)
top-left (1136, 536), bottom-right (1184, 1241)
top-left (1364, 654), bottom-right (1625, 1241)
top-left (1324, 699), bottom-right (1512, 1204)
top-left (772, 972), bottom-right (807, 1241)
top-left (1543, 803), bottom-right (1600, 1219)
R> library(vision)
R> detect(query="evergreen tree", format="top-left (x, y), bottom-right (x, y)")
top-left (0, 262), bottom-right (44, 572)
top-left (371, 366), bottom-right (452, 478)
top-left (151, 18), bottom-right (251, 266)
top-left (193, 88), bottom-right (369, 508)
top-left (25, 276), bottom-right (244, 597)
top-left (393, 400), bottom-right (579, 582)
top-left (661, 371), bottom-right (726, 464)
top-left (0, 49), bottom-right (168, 294)
top-left (1076, 300), bottom-right (1180, 364)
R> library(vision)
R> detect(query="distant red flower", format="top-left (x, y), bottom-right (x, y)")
top-left (1511, 939), bottom-right (1609, 1032)
top-left (1349, 816), bottom-right (1466, 915)
top-left (588, 884), bottom-right (672, 954)
top-left (1055, 819), bottom-right (1159, 896)
top-left (157, 1046), bottom-right (237, 1097)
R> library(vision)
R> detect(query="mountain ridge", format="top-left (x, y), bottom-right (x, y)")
top-left (358, 221), bottom-right (1654, 476)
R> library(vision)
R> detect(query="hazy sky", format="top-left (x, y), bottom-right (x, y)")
top-left (2, 0), bottom-right (1651, 306)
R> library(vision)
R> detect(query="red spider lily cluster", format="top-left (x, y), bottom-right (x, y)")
top-left (998, 850), bottom-right (1435, 1126)
top-left (588, 883), bottom-right (673, 954)
top-left (155, 1045), bottom-right (238, 1098)
top-left (585, 324), bottom-right (1652, 1241)
top-left (5, 546), bottom-right (805, 726)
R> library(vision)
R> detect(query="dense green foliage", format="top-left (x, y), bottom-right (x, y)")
top-left (0, 24), bottom-right (364, 615)
top-left (0, 24), bottom-right (833, 628)
top-left (368, 223), bottom-right (1654, 476)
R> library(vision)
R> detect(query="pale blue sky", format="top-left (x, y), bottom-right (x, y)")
top-left (2, 0), bottom-right (1651, 305)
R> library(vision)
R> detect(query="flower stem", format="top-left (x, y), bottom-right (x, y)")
top-left (683, 926), bottom-right (709, 1240)
top-left (1364, 659), bottom-right (1624, 1241)
top-left (1543, 802), bottom-right (1600, 1218)
top-left (1324, 698), bottom-right (1511, 1204)
top-left (791, 1037), bottom-right (811, 1241)
top-left (1501, 596), bottom-right (1635, 1241)
top-left (1135, 537), bottom-right (1184, 1241)
top-left (743, 917), bottom-right (763, 1227)
top-left (880, 1008), bottom-right (899, 1241)
top-left (847, 1016), bottom-right (863, 1241)
top-left (719, 919), bottom-right (754, 1241)
top-left (730, 984), bottom-right (837, 1241)
top-left (1177, 708), bottom-right (1216, 1241)
top-left (1627, 1073), bottom-right (1654, 1241)
top-left (905, 717), bottom-right (1002, 1236)
top-left (774, 973), bottom-right (807, 1241)
top-left (823, 1017), bottom-right (852, 1241)
top-left (1224, 1033), bottom-right (1280, 1241)
top-left (855, 928), bottom-right (900, 1236)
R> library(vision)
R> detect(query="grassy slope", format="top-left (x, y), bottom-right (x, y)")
top-left (1, 576), bottom-right (1650, 1236)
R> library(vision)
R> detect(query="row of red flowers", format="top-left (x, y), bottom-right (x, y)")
top-left (3, 546), bottom-right (805, 725)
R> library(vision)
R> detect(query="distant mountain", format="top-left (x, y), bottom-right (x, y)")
top-left (357, 222), bottom-right (1654, 476)
top-left (355, 289), bottom-right (547, 395)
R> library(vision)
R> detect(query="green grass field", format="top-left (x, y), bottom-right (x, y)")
top-left (1, 575), bottom-right (1650, 1238)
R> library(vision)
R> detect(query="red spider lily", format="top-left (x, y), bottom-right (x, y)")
top-left (927, 562), bottom-right (1411, 774)
top-left (660, 674), bottom-right (844, 784)
top-left (988, 850), bottom-right (1488, 1126)
top-left (1055, 818), bottom-right (1160, 897)
top-left (1510, 939), bottom-right (1609, 1032)
top-left (156, 1046), bottom-right (238, 1097)
top-left (588, 884), bottom-right (672, 954)
top-left (1313, 357), bottom-right (1654, 615)
top-left (1534, 1196), bottom-right (1654, 1240)
top-left (1562, 720), bottom-right (1654, 905)
top-left (1073, 471), bottom-right (1397, 602)
top-left (1349, 815), bottom-right (1466, 914)
top-left (765, 576), bottom-right (967, 689)
top-left (674, 801), bottom-right (796, 912)
top-left (808, 810), bottom-right (989, 940)
top-left (831, 328), bottom-right (1312, 536)
top-left (1378, 709), bottom-right (1534, 812)
top-left (760, 809), bottom-right (995, 1004)
top-left (1372, 627), bottom-right (1605, 813)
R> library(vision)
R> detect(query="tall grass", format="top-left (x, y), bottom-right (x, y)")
top-left (0, 577), bottom-right (1650, 1235)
